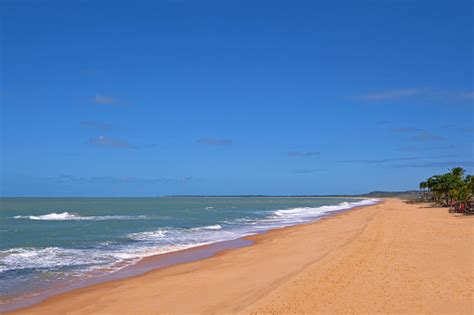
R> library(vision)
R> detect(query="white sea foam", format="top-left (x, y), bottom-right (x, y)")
top-left (13, 212), bottom-right (147, 221)
top-left (124, 225), bottom-right (243, 259)
top-left (0, 238), bottom-right (230, 275)
top-left (127, 229), bottom-right (168, 241)
top-left (190, 224), bottom-right (222, 231)
top-left (0, 244), bottom-right (204, 274)
top-left (0, 247), bottom-right (113, 273)
top-left (272, 199), bottom-right (379, 220)
top-left (108, 242), bottom-right (213, 260)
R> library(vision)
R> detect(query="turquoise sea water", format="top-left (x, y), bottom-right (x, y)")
top-left (0, 197), bottom-right (378, 305)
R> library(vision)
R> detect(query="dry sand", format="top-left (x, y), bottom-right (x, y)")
top-left (8, 198), bottom-right (474, 314)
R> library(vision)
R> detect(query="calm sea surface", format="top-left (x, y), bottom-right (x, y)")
top-left (0, 197), bottom-right (378, 304)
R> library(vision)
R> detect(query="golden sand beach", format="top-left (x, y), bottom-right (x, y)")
top-left (9, 198), bottom-right (474, 314)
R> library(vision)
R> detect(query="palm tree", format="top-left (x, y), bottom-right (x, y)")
top-left (450, 167), bottom-right (465, 179)
top-left (449, 182), bottom-right (471, 212)
top-left (466, 175), bottom-right (474, 194)
top-left (419, 181), bottom-right (428, 201)
top-left (422, 167), bottom-right (472, 212)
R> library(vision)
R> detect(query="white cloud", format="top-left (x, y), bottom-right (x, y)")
top-left (88, 135), bottom-right (137, 149)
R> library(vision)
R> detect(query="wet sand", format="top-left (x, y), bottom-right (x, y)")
top-left (8, 198), bottom-right (474, 314)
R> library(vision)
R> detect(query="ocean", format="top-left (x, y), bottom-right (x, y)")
top-left (0, 197), bottom-right (378, 307)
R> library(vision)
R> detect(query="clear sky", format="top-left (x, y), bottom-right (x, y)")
top-left (1, 0), bottom-right (473, 196)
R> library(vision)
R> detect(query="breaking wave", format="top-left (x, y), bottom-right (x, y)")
top-left (272, 199), bottom-right (379, 220)
top-left (13, 212), bottom-right (147, 221)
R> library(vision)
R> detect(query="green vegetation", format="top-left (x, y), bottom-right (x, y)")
top-left (419, 167), bottom-right (473, 213)
top-left (359, 191), bottom-right (419, 198)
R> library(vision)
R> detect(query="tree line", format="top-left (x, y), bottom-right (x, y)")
top-left (419, 167), bottom-right (473, 212)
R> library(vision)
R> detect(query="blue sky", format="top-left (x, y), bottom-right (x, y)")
top-left (1, 0), bottom-right (473, 196)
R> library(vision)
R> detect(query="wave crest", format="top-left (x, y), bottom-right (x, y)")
top-left (127, 229), bottom-right (168, 241)
top-left (14, 212), bottom-right (147, 221)
top-left (272, 199), bottom-right (379, 219)
top-left (190, 224), bottom-right (222, 231)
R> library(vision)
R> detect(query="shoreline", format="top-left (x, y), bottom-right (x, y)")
top-left (1, 198), bottom-right (377, 313)
top-left (6, 198), bottom-right (474, 314)
top-left (0, 238), bottom-right (254, 313)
